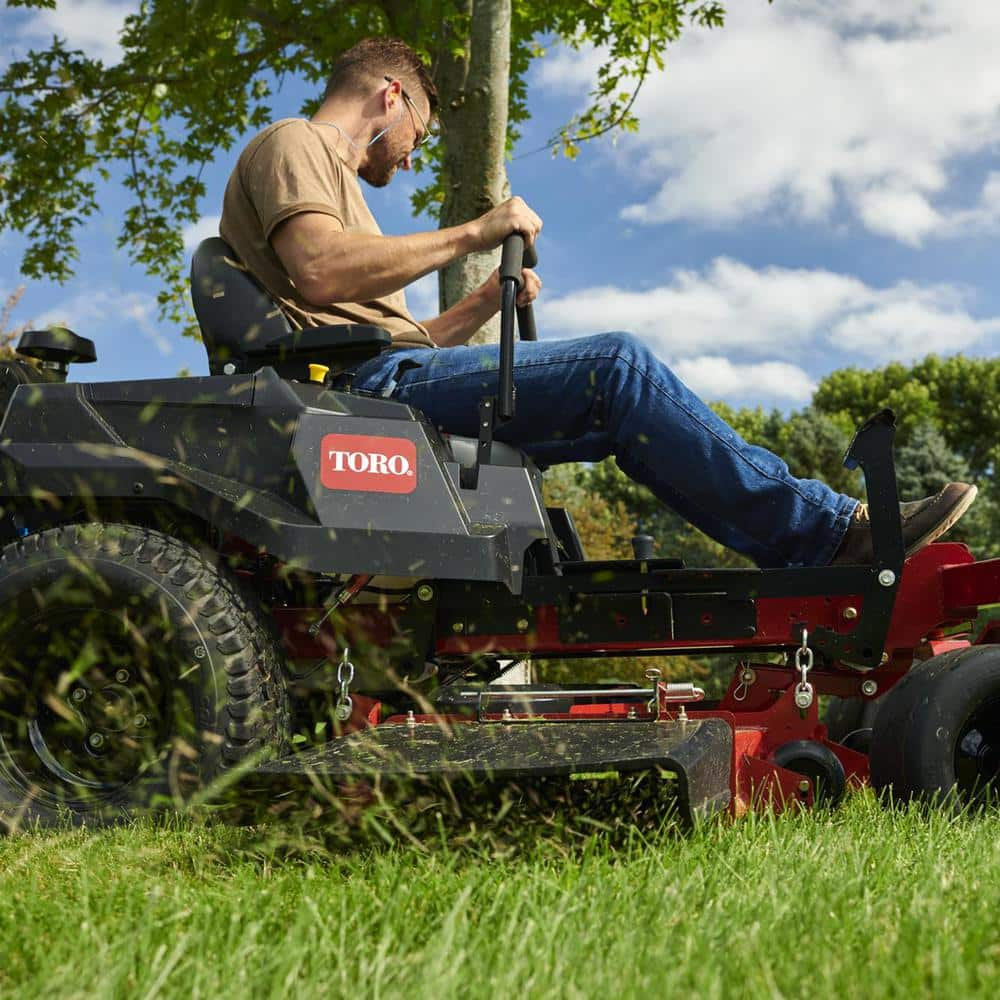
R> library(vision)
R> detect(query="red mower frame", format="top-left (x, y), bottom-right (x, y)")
top-left (261, 408), bottom-right (1000, 822)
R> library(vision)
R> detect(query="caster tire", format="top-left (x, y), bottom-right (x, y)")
top-left (772, 739), bottom-right (847, 806)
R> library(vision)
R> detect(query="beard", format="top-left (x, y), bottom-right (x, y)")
top-left (360, 141), bottom-right (405, 188)
top-left (360, 162), bottom-right (396, 188)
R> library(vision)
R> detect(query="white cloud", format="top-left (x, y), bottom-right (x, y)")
top-left (538, 258), bottom-right (872, 359)
top-left (673, 357), bottom-right (816, 404)
top-left (537, 3), bottom-right (1000, 244)
top-left (854, 186), bottom-right (944, 246)
top-left (183, 215), bottom-right (221, 251)
top-left (12, 1), bottom-right (135, 63)
top-left (31, 288), bottom-right (173, 357)
top-left (830, 300), bottom-right (1000, 359)
top-left (537, 257), bottom-right (1000, 388)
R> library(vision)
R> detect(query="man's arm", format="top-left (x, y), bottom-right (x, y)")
top-left (271, 197), bottom-right (542, 306)
top-left (421, 268), bottom-right (542, 347)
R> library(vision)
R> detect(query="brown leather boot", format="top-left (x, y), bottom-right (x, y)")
top-left (830, 482), bottom-right (978, 566)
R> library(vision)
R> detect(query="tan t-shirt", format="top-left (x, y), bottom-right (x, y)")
top-left (219, 118), bottom-right (434, 349)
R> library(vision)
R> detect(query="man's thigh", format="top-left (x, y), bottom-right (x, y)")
top-left (389, 335), bottom-right (627, 446)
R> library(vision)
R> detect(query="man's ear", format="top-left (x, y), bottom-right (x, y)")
top-left (383, 78), bottom-right (401, 112)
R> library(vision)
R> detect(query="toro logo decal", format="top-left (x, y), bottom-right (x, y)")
top-left (320, 434), bottom-right (418, 494)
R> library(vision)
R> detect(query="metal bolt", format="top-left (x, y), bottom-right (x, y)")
top-left (134, 714), bottom-right (148, 728)
top-left (223, 362), bottom-right (236, 376)
top-left (516, 618), bottom-right (530, 632)
top-left (842, 606), bottom-right (859, 620)
top-left (878, 569), bottom-right (896, 588)
top-left (627, 706), bottom-right (637, 720)
top-left (416, 584), bottom-right (434, 602)
top-left (798, 779), bottom-right (811, 794)
top-left (861, 679), bottom-right (878, 697)
top-left (406, 709), bottom-right (416, 728)
top-left (115, 670), bottom-right (129, 684)
top-left (88, 733), bottom-right (105, 749)
top-left (451, 622), bottom-right (464, 634)
top-left (71, 688), bottom-right (87, 703)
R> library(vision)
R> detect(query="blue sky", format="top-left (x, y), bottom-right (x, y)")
top-left (2, 1), bottom-right (1000, 411)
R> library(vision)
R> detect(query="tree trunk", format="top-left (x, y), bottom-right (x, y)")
top-left (435, 0), bottom-right (511, 344)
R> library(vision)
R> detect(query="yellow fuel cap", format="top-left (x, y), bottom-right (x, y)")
top-left (308, 363), bottom-right (330, 384)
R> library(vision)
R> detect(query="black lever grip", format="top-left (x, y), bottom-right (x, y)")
top-left (500, 233), bottom-right (525, 287)
top-left (500, 233), bottom-right (538, 288)
top-left (517, 304), bottom-right (537, 342)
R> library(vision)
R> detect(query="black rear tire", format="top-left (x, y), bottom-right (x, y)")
top-left (870, 645), bottom-right (1000, 805)
top-left (0, 524), bottom-right (290, 831)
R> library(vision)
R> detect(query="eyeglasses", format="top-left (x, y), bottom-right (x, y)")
top-left (384, 75), bottom-right (438, 150)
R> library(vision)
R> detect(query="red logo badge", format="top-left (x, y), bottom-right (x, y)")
top-left (320, 434), bottom-right (418, 494)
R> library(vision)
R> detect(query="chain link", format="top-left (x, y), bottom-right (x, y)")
top-left (335, 648), bottom-right (355, 721)
top-left (793, 628), bottom-right (815, 710)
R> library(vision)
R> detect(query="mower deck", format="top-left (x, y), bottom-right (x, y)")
top-left (259, 717), bottom-right (734, 823)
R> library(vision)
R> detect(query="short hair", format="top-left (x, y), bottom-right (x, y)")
top-left (324, 37), bottom-right (438, 117)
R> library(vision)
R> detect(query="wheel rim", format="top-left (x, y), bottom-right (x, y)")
top-left (0, 598), bottom-right (199, 809)
top-left (955, 696), bottom-right (1000, 800)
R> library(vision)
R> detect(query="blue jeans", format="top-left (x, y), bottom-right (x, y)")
top-left (338, 333), bottom-right (857, 568)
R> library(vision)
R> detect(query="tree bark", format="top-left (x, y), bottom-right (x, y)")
top-left (435, 0), bottom-right (511, 344)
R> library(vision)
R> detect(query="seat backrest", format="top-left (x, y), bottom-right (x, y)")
top-left (190, 237), bottom-right (292, 373)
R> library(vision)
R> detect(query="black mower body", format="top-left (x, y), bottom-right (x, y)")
top-left (0, 366), bottom-right (552, 591)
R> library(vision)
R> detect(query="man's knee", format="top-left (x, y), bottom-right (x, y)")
top-left (593, 331), bottom-right (653, 373)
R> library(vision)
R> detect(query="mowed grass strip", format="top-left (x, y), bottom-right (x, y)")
top-left (1, 791), bottom-right (999, 999)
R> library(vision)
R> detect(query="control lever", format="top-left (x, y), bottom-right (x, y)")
top-left (462, 231), bottom-right (539, 490)
top-left (498, 234), bottom-right (539, 419)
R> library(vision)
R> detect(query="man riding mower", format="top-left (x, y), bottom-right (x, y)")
top-left (0, 228), bottom-right (993, 831)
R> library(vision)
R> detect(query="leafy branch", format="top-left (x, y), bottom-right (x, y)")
top-left (0, 0), bottom-right (731, 336)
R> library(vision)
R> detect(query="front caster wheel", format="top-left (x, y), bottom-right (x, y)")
top-left (771, 739), bottom-right (847, 806)
top-left (870, 645), bottom-right (1000, 805)
top-left (0, 524), bottom-right (290, 831)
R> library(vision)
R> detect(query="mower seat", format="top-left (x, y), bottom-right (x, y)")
top-left (190, 237), bottom-right (392, 379)
top-left (190, 240), bottom-right (528, 475)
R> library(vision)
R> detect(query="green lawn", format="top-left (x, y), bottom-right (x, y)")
top-left (2, 790), bottom-right (999, 998)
